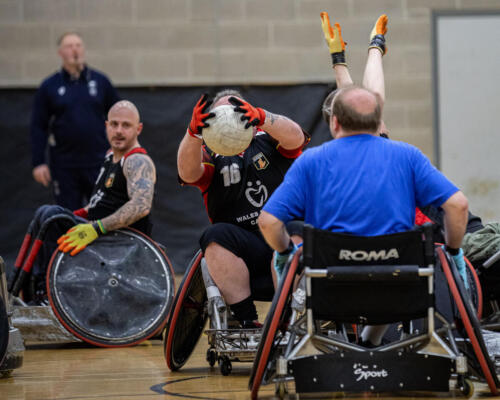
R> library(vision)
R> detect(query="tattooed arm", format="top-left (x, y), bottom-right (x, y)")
top-left (100, 154), bottom-right (156, 232)
top-left (261, 111), bottom-right (304, 150)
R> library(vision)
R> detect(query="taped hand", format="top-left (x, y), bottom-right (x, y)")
top-left (57, 223), bottom-right (100, 256)
top-left (369, 14), bottom-right (388, 55)
top-left (188, 93), bottom-right (215, 139)
top-left (320, 12), bottom-right (346, 66)
top-left (228, 97), bottom-right (266, 129)
top-left (273, 242), bottom-right (299, 283)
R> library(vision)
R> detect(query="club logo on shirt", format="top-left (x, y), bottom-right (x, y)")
top-left (245, 180), bottom-right (268, 208)
top-left (58, 86), bottom-right (66, 96)
top-left (252, 152), bottom-right (269, 170)
top-left (88, 189), bottom-right (104, 209)
top-left (105, 173), bottom-right (115, 188)
top-left (88, 80), bottom-right (97, 96)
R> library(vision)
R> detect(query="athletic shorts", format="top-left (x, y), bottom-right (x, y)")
top-left (199, 221), bottom-right (304, 301)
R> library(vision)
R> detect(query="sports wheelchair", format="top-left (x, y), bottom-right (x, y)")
top-left (249, 224), bottom-right (500, 399)
top-left (164, 250), bottom-right (273, 375)
top-left (0, 257), bottom-right (24, 378)
top-left (8, 209), bottom-right (175, 347)
top-left (472, 249), bottom-right (500, 330)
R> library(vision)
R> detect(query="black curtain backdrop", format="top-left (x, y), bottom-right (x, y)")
top-left (0, 84), bottom-right (334, 273)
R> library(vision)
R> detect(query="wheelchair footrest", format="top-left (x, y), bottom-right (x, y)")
top-left (289, 351), bottom-right (453, 393)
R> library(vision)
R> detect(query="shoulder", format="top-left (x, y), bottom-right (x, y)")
top-left (87, 67), bottom-right (113, 83)
top-left (39, 71), bottom-right (61, 89)
top-left (123, 152), bottom-right (156, 177)
top-left (301, 140), bottom-right (331, 160)
top-left (374, 136), bottom-right (425, 161)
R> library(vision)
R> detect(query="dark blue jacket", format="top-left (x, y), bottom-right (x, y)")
top-left (30, 66), bottom-right (120, 168)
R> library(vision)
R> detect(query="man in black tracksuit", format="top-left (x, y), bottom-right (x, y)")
top-left (30, 32), bottom-right (119, 209)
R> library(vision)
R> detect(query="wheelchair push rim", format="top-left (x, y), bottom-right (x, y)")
top-left (437, 247), bottom-right (500, 395)
top-left (164, 250), bottom-right (207, 371)
top-left (47, 228), bottom-right (175, 347)
top-left (249, 249), bottom-right (301, 399)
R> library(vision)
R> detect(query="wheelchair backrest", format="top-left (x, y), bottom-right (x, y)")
top-left (302, 224), bottom-right (434, 268)
top-left (302, 224), bottom-right (435, 325)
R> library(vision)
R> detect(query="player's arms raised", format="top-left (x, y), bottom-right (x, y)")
top-left (363, 14), bottom-right (388, 106)
top-left (321, 12), bottom-right (353, 88)
top-left (178, 94), bottom-right (214, 183)
top-left (229, 97), bottom-right (304, 150)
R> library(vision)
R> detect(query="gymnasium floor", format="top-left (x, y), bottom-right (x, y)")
top-left (0, 299), bottom-right (497, 399)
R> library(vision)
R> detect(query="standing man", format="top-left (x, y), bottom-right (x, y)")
top-left (31, 32), bottom-right (120, 209)
top-left (177, 90), bottom-right (308, 327)
top-left (258, 86), bottom-right (468, 345)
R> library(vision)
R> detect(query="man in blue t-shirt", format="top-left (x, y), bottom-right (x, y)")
top-left (258, 85), bottom-right (469, 345)
top-left (31, 32), bottom-right (120, 210)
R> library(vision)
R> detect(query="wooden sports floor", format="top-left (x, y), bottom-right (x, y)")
top-left (0, 304), bottom-right (496, 399)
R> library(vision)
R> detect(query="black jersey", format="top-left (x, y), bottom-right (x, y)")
top-left (188, 132), bottom-right (306, 231)
top-left (88, 147), bottom-right (153, 235)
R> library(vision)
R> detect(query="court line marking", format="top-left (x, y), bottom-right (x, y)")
top-left (150, 376), bottom-right (226, 400)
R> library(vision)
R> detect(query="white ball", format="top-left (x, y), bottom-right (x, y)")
top-left (202, 105), bottom-right (253, 156)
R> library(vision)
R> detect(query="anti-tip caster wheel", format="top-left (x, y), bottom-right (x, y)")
top-left (458, 376), bottom-right (474, 398)
top-left (220, 356), bottom-right (232, 376)
top-left (206, 348), bottom-right (217, 367)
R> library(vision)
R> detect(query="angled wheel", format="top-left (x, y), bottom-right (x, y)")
top-left (164, 250), bottom-right (207, 371)
top-left (47, 228), bottom-right (175, 347)
top-left (0, 297), bottom-right (8, 366)
top-left (464, 256), bottom-right (482, 318)
top-left (437, 247), bottom-right (499, 395)
top-left (249, 249), bottom-right (301, 400)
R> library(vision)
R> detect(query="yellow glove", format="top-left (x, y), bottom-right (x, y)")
top-left (57, 221), bottom-right (105, 256)
top-left (369, 14), bottom-right (388, 55)
top-left (320, 12), bottom-right (346, 66)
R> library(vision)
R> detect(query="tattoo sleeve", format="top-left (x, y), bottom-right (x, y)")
top-left (101, 154), bottom-right (156, 232)
top-left (264, 111), bottom-right (294, 125)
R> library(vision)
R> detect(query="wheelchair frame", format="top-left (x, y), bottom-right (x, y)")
top-left (477, 249), bottom-right (500, 331)
top-left (8, 212), bottom-right (175, 347)
top-left (164, 250), bottom-right (264, 375)
top-left (249, 225), bottom-right (500, 399)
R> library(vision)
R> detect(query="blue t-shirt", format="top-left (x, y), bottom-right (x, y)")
top-left (263, 134), bottom-right (459, 236)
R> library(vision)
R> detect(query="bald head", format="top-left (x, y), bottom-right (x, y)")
top-left (331, 86), bottom-right (381, 135)
top-left (108, 100), bottom-right (140, 123)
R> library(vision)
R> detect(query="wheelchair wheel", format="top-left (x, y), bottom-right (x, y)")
top-left (47, 228), bottom-right (175, 347)
top-left (437, 247), bottom-right (500, 395)
top-left (0, 297), bottom-right (8, 366)
top-left (164, 250), bottom-right (207, 371)
top-left (249, 249), bottom-right (301, 400)
top-left (465, 256), bottom-right (482, 318)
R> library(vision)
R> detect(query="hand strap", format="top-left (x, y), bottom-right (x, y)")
top-left (369, 34), bottom-right (386, 55)
top-left (330, 52), bottom-right (346, 66)
top-left (92, 220), bottom-right (107, 236)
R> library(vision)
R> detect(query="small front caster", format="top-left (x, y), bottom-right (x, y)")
top-left (219, 356), bottom-right (232, 376)
top-left (206, 348), bottom-right (217, 367)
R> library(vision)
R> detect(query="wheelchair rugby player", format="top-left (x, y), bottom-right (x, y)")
top-left (8, 100), bottom-right (174, 347)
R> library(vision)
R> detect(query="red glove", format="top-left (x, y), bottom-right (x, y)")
top-left (73, 208), bottom-right (88, 219)
top-left (188, 94), bottom-right (215, 139)
top-left (229, 97), bottom-right (266, 129)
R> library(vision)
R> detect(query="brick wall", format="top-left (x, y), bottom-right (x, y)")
top-left (1, 0), bottom-right (499, 158)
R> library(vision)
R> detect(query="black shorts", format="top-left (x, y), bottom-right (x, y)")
top-left (199, 221), bottom-right (304, 301)
top-left (200, 222), bottom-right (273, 274)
